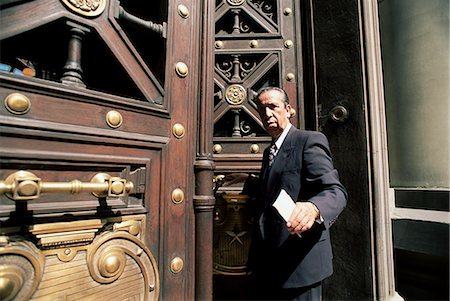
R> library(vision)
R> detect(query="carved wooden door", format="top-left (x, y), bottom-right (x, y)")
top-left (0, 1), bottom-right (198, 300)
top-left (212, 0), bottom-right (305, 296)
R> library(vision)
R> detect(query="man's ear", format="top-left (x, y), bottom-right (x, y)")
top-left (286, 104), bottom-right (292, 118)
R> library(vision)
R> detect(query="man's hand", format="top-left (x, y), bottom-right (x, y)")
top-left (287, 202), bottom-right (319, 235)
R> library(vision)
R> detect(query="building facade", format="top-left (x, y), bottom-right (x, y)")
top-left (0, 0), bottom-right (448, 300)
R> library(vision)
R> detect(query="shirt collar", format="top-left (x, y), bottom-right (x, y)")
top-left (273, 123), bottom-right (291, 150)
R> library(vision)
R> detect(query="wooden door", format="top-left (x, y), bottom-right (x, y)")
top-left (0, 0), bottom-right (199, 300)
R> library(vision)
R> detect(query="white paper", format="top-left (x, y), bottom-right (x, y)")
top-left (272, 189), bottom-right (295, 222)
top-left (272, 189), bottom-right (303, 238)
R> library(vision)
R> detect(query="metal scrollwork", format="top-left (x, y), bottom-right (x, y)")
top-left (86, 230), bottom-right (160, 300)
top-left (239, 21), bottom-right (251, 33)
top-left (240, 60), bottom-right (257, 79)
top-left (216, 59), bottom-right (233, 79)
top-left (216, 55), bottom-right (259, 82)
top-left (249, 0), bottom-right (275, 21)
top-left (240, 120), bottom-right (252, 136)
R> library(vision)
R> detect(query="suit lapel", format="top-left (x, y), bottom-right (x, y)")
top-left (263, 127), bottom-right (296, 208)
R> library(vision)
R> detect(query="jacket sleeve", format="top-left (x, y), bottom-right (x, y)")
top-left (302, 131), bottom-right (347, 229)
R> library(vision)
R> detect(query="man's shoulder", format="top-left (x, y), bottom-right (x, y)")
top-left (289, 127), bottom-right (326, 141)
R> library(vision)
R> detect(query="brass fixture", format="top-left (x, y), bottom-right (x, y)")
top-left (0, 171), bottom-right (134, 201)
top-left (60, 0), bottom-right (106, 17)
top-left (284, 8), bottom-right (292, 16)
top-left (225, 84), bottom-right (247, 105)
top-left (330, 105), bottom-right (349, 123)
top-left (4, 93), bottom-right (31, 115)
top-left (172, 123), bottom-right (185, 139)
top-left (171, 188), bottom-right (185, 204)
top-left (170, 257), bottom-right (184, 273)
top-left (284, 39), bottom-right (293, 49)
top-left (227, 0), bottom-right (245, 5)
top-left (250, 144), bottom-right (259, 153)
top-left (249, 40), bottom-right (258, 48)
top-left (215, 40), bottom-right (224, 49)
top-left (98, 249), bottom-right (126, 278)
top-left (175, 62), bottom-right (188, 77)
top-left (286, 73), bottom-right (295, 81)
top-left (213, 144), bottom-right (222, 154)
top-left (290, 108), bottom-right (297, 117)
top-left (177, 4), bottom-right (189, 18)
top-left (106, 110), bottom-right (123, 128)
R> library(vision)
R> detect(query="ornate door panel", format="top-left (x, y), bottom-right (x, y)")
top-left (0, 0), bottom-right (198, 300)
top-left (212, 0), bottom-right (304, 284)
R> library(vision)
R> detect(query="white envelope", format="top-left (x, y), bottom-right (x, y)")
top-left (272, 189), bottom-right (295, 222)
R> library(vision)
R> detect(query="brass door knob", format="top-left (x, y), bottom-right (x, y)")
top-left (0, 171), bottom-right (134, 201)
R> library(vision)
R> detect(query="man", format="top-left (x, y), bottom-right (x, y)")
top-left (246, 87), bottom-right (347, 300)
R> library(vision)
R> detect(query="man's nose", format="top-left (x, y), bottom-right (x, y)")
top-left (264, 107), bottom-right (272, 117)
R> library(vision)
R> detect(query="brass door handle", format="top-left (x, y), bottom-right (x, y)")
top-left (0, 171), bottom-right (134, 201)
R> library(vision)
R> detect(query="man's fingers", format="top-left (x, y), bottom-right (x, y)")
top-left (287, 202), bottom-right (317, 234)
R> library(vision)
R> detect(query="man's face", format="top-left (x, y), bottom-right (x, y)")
top-left (256, 90), bottom-right (292, 139)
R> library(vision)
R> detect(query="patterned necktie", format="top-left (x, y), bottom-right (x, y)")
top-left (268, 143), bottom-right (277, 166)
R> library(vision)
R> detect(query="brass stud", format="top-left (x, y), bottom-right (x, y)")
top-left (284, 40), bottom-right (293, 49)
top-left (286, 73), bottom-right (295, 81)
top-left (4, 93), bottom-right (31, 115)
top-left (284, 8), bottom-right (292, 16)
top-left (106, 110), bottom-right (123, 128)
top-left (172, 188), bottom-right (185, 204)
top-left (215, 41), bottom-right (224, 49)
top-left (98, 250), bottom-right (126, 278)
top-left (173, 123), bottom-right (185, 139)
top-left (290, 108), bottom-right (297, 118)
top-left (170, 257), bottom-right (184, 273)
top-left (213, 144), bottom-right (222, 154)
top-left (249, 40), bottom-right (258, 48)
top-left (175, 62), bottom-right (188, 78)
top-left (178, 4), bottom-right (189, 18)
top-left (250, 144), bottom-right (259, 153)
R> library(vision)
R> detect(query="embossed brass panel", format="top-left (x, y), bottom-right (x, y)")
top-left (0, 216), bottom-right (160, 300)
top-left (213, 194), bottom-right (252, 275)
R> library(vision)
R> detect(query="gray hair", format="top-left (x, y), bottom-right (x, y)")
top-left (254, 86), bottom-right (290, 105)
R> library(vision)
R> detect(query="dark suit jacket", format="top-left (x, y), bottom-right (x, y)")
top-left (247, 126), bottom-right (347, 289)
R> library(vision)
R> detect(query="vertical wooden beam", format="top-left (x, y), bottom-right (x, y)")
top-left (194, 0), bottom-right (215, 300)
